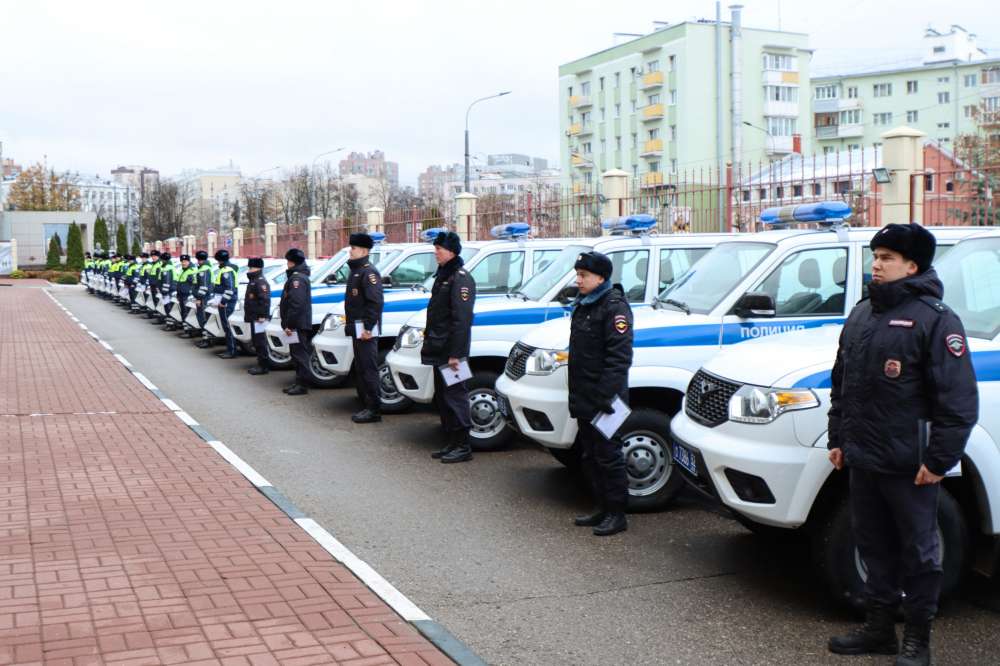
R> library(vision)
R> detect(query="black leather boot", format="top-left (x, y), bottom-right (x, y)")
top-left (431, 431), bottom-right (457, 459)
top-left (285, 384), bottom-right (308, 396)
top-left (574, 509), bottom-right (606, 527)
top-left (351, 409), bottom-right (381, 424)
top-left (593, 512), bottom-right (627, 536)
top-left (440, 432), bottom-right (472, 464)
top-left (895, 620), bottom-right (931, 666)
top-left (248, 366), bottom-right (269, 376)
top-left (828, 602), bottom-right (899, 655)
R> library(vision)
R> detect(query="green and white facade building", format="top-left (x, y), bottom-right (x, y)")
top-left (559, 6), bottom-right (812, 192)
top-left (812, 25), bottom-right (1000, 153)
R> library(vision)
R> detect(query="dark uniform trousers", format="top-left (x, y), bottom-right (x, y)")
top-left (196, 303), bottom-right (208, 330)
top-left (219, 300), bottom-right (237, 355)
top-left (851, 467), bottom-right (942, 620)
top-left (432, 368), bottom-right (472, 432)
top-left (252, 329), bottom-right (270, 368)
top-left (290, 329), bottom-right (314, 385)
top-left (577, 421), bottom-right (629, 514)
top-left (352, 337), bottom-right (380, 410)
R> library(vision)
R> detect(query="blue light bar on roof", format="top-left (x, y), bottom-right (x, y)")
top-left (421, 227), bottom-right (449, 242)
top-left (601, 213), bottom-right (657, 233)
top-left (490, 222), bottom-right (532, 240)
top-left (369, 231), bottom-right (386, 245)
top-left (760, 201), bottom-right (852, 225)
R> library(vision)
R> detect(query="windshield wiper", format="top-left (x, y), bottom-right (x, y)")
top-left (660, 298), bottom-right (690, 315)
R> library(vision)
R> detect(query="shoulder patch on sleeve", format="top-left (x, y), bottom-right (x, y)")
top-left (459, 286), bottom-right (470, 301)
top-left (368, 273), bottom-right (377, 285)
top-left (614, 314), bottom-right (628, 334)
top-left (291, 279), bottom-right (300, 289)
top-left (945, 333), bottom-right (966, 357)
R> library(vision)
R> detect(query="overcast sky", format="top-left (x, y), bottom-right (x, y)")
top-left (1, 0), bottom-right (996, 187)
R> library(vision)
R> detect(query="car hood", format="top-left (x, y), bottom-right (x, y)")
top-left (701, 325), bottom-right (843, 388)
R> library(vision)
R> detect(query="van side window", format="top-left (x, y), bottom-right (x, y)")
top-left (754, 248), bottom-right (848, 316)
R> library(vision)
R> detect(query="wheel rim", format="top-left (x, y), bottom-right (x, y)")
top-left (309, 350), bottom-right (335, 380)
top-left (622, 429), bottom-right (671, 497)
top-left (268, 346), bottom-right (291, 364)
top-left (378, 363), bottom-right (406, 405)
top-left (469, 389), bottom-right (504, 438)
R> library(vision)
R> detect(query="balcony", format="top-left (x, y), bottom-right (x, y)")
top-left (642, 103), bottom-right (665, 121)
top-left (813, 123), bottom-right (864, 140)
top-left (568, 123), bottom-right (582, 136)
top-left (640, 138), bottom-right (663, 156)
top-left (572, 182), bottom-right (591, 196)
top-left (816, 125), bottom-right (838, 139)
top-left (569, 95), bottom-right (592, 108)
top-left (641, 171), bottom-right (664, 188)
top-left (576, 123), bottom-right (594, 136)
top-left (765, 135), bottom-right (795, 155)
top-left (980, 110), bottom-right (1000, 127)
top-left (813, 97), bottom-right (862, 114)
top-left (640, 71), bottom-right (665, 89)
top-left (571, 154), bottom-right (594, 169)
top-left (763, 70), bottom-right (800, 86)
top-left (763, 100), bottom-right (799, 117)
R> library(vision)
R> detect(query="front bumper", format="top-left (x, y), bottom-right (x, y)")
top-left (386, 347), bottom-right (434, 403)
top-left (265, 321), bottom-right (290, 353)
top-left (670, 411), bottom-right (833, 528)
top-left (229, 311), bottom-right (252, 343)
top-left (494, 371), bottom-right (576, 449)
top-left (313, 330), bottom-right (355, 375)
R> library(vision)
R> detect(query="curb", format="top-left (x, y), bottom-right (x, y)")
top-left (44, 289), bottom-right (487, 666)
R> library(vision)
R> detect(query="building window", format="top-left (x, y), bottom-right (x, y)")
top-left (873, 83), bottom-right (892, 97)
top-left (938, 91), bottom-right (950, 104)
top-left (567, 86), bottom-right (573, 96)
top-left (670, 158), bottom-right (677, 172)
top-left (823, 146), bottom-right (835, 155)
top-left (984, 68), bottom-right (1000, 84)
top-left (963, 105), bottom-right (977, 118)
top-left (581, 142), bottom-right (592, 154)
top-left (669, 125), bottom-right (677, 140)
top-left (633, 165), bottom-right (639, 177)
top-left (938, 137), bottom-right (951, 144)
top-left (600, 108), bottom-right (606, 120)
top-left (873, 112), bottom-right (892, 125)
top-left (936, 76), bottom-right (950, 84)
top-left (631, 100), bottom-right (637, 112)
top-left (669, 89), bottom-right (677, 105)
top-left (986, 97), bottom-right (1000, 112)
top-left (616, 137), bottom-right (622, 150)
top-left (631, 133), bottom-right (638, 146)
top-left (965, 73), bottom-right (977, 87)
top-left (937, 122), bottom-right (951, 129)
top-left (848, 144), bottom-right (861, 151)
top-left (840, 109), bottom-right (861, 125)
top-left (775, 186), bottom-right (784, 199)
top-left (742, 190), bottom-right (751, 202)
top-left (933, 45), bottom-right (945, 54)
top-left (906, 110), bottom-right (919, 122)
top-left (759, 188), bottom-right (767, 200)
top-left (815, 85), bottom-right (838, 100)
top-left (648, 128), bottom-right (660, 139)
top-left (649, 161), bottom-right (659, 173)
top-left (647, 94), bottom-right (661, 105)
top-left (600, 139), bottom-right (606, 152)
top-left (906, 80), bottom-right (918, 93)
top-left (793, 184), bottom-right (803, 197)
top-left (580, 81), bottom-right (591, 96)
top-left (766, 85), bottom-right (798, 102)
top-left (614, 103), bottom-right (620, 116)
top-left (765, 116), bottom-right (797, 136)
top-left (668, 55), bottom-right (676, 70)
top-left (599, 76), bottom-right (605, 90)
top-left (614, 72), bottom-right (620, 87)
top-left (847, 86), bottom-right (858, 98)
top-left (647, 60), bottom-right (659, 72)
top-left (762, 53), bottom-right (795, 71)
top-left (581, 111), bottom-right (591, 125)
top-left (813, 183), bottom-right (822, 196)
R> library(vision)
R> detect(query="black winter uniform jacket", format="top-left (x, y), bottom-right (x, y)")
top-left (243, 270), bottom-right (272, 322)
top-left (567, 283), bottom-right (634, 420)
top-left (421, 257), bottom-right (475, 366)
top-left (828, 269), bottom-right (978, 476)
top-left (279, 263), bottom-right (312, 331)
top-left (344, 257), bottom-right (383, 337)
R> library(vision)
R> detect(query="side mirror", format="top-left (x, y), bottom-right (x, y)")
top-left (323, 274), bottom-right (338, 284)
top-left (382, 275), bottom-right (394, 287)
top-left (734, 292), bottom-right (776, 318)
top-left (556, 285), bottom-right (579, 304)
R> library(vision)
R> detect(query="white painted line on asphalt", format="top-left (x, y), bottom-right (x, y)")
top-left (132, 372), bottom-right (159, 391)
top-left (295, 517), bottom-right (431, 623)
top-left (161, 398), bottom-right (181, 412)
top-left (205, 440), bottom-right (270, 487)
top-left (174, 410), bottom-right (199, 426)
top-left (114, 354), bottom-right (132, 368)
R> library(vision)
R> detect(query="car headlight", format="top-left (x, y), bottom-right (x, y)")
top-left (728, 385), bottom-right (819, 424)
top-left (397, 325), bottom-right (424, 349)
top-left (322, 313), bottom-right (345, 331)
top-left (525, 348), bottom-right (569, 375)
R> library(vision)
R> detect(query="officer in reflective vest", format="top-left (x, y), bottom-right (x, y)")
top-left (124, 255), bottom-right (139, 309)
top-left (135, 253), bottom-right (152, 314)
top-left (212, 249), bottom-right (239, 358)
top-left (174, 255), bottom-right (197, 334)
top-left (84, 252), bottom-right (95, 293)
top-left (145, 250), bottom-right (162, 316)
top-left (192, 251), bottom-right (214, 344)
top-left (154, 252), bottom-right (174, 325)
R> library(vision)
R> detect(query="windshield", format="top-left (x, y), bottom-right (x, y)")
top-left (262, 265), bottom-right (283, 281)
top-left (935, 236), bottom-right (1000, 340)
top-left (518, 244), bottom-right (590, 302)
top-left (658, 241), bottom-right (774, 314)
top-left (311, 249), bottom-right (349, 284)
top-left (374, 249), bottom-right (400, 270)
top-left (416, 246), bottom-right (483, 290)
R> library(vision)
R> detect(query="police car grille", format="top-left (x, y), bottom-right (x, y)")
top-left (505, 343), bottom-right (535, 381)
top-left (685, 370), bottom-right (741, 427)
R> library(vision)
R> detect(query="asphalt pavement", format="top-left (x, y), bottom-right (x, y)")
top-left (59, 287), bottom-right (1000, 665)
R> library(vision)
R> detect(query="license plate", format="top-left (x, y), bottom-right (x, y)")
top-left (672, 442), bottom-right (698, 477)
top-left (496, 393), bottom-right (510, 419)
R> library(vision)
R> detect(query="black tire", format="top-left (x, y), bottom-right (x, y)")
top-left (305, 347), bottom-right (351, 389)
top-left (549, 445), bottom-right (581, 471)
top-left (378, 350), bottom-right (414, 414)
top-left (266, 342), bottom-right (294, 371)
top-left (619, 408), bottom-right (685, 512)
top-left (811, 487), bottom-right (969, 612)
top-left (467, 370), bottom-right (513, 452)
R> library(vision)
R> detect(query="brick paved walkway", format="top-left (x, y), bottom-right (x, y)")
top-left (0, 287), bottom-right (452, 666)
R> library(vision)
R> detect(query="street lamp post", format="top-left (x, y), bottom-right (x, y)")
top-left (743, 120), bottom-right (776, 158)
top-left (310, 147), bottom-right (346, 217)
top-left (465, 91), bottom-right (512, 192)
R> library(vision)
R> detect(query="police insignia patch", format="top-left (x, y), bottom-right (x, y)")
top-left (291, 279), bottom-right (300, 288)
top-left (614, 314), bottom-right (628, 334)
top-left (351, 288), bottom-right (358, 296)
top-left (460, 286), bottom-right (470, 301)
top-left (368, 273), bottom-right (377, 285)
top-left (946, 333), bottom-right (966, 357)
top-left (884, 358), bottom-right (901, 378)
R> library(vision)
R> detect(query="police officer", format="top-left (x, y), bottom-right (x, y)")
top-left (154, 252), bottom-right (174, 326)
top-left (279, 248), bottom-right (313, 395)
top-left (135, 252), bottom-right (152, 315)
top-left (244, 257), bottom-right (272, 375)
top-left (145, 250), bottom-right (162, 317)
top-left (84, 252), bottom-right (95, 293)
top-left (173, 254), bottom-right (197, 333)
top-left (567, 251), bottom-right (633, 537)
top-left (422, 231), bottom-right (476, 463)
top-left (343, 232), bottom-right (384, 423)
top-left (191, 250), bottom-right (214, 343)
top-left (827, 223), bottom-right (978, 665)
top-left (123, 255), bottom-right (139, 310)
top-left (213, 249), bottom-right (239, 359)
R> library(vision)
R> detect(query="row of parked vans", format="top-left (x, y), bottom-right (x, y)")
top-left (106, 206), bottom-right (1000, 608)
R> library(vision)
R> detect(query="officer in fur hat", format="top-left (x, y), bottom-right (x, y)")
top-left (344, 232), bottom-right (384, 423)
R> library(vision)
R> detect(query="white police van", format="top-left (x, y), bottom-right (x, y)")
top-left (496, 203), bottom-right (982, 511)
top-left (389, 216), bottom-right (732, 451)
top-left (264, 232), bottom-right (474, 386)
top-left (669, 230), bottom-right (1000, 607)
top-left (312, 223), bottom-right (570, 414)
